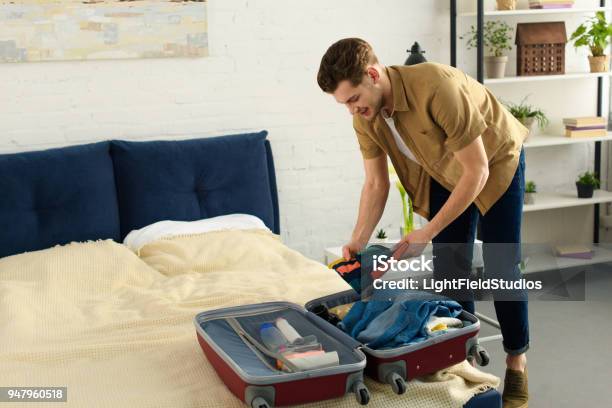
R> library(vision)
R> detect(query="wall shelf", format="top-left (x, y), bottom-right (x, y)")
top-left (450, 0), bottom-right (610, 276)
top-left (484, 72), bottom-right (612, 84)
top-left (524, 132), bottom-right (612, 147)
top-left (523, 245), bottom-right (612, 274)
top-left (459, 6), bottom-right (612, 17)
top-left (523, 190), bottom-right (612, 212)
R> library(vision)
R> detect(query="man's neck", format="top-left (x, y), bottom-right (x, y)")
top-left (381, 66), bottom-right (394, 115)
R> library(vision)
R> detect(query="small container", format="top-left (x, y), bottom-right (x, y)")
top-left (259, 323), bottom-right (288, 353)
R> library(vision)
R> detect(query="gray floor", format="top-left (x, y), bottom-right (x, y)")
top-left (475, 264), bottom-right (612, 407)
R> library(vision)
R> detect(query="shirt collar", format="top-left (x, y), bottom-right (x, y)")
top-left (386, 66), bottom-right (411, 114)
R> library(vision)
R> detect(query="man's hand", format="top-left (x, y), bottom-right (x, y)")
top-left (392, 227), bottom-right (434, 259)
top-left (342, 239), bottom-right (366, 260)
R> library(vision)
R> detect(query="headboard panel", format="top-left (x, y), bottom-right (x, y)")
top-left (0, 142), bottom-right (121, 258)
top-left (0, 131), bottom-right (279, 258)
top-left (110, 131), bottom-right (279, 239)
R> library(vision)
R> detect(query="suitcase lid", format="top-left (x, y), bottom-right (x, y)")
top-left (194, 301), bottom-right (367, 385)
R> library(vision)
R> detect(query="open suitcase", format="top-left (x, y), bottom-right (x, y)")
top-left (305, 290), bottom-right (489, 394)
top-left (195, 302), bottom-right (371, 408)
top-left (194, 292), bottom-right (490, 407)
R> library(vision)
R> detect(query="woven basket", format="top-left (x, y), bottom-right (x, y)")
top-left (496, 0), bottom-right (517, 10)
top-left (516, 22), bottom-right (567, 76)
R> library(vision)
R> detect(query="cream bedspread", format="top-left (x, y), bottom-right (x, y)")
top-left (0, 230), bottom-right (499, 408)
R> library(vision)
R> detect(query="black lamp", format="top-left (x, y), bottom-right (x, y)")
top-left (405, 42), bottom-right (427, 66)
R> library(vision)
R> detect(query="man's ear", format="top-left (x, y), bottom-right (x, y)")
top-left (366, 66), bottom-right (380, 83)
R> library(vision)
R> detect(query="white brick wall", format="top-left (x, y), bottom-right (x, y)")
top-left (0, 0), bottom-right (605, 259)
top-left (0, 0), bottom-right (441, 260)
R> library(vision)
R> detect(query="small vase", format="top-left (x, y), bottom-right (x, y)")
top-left (371, 237), bottom-right (389, 245)
top-left (576, 182), bottom-right (595, 198)
top-left (496, 0), bottom-right (517, 10)
top-left (519, 117), bottom-right (536, 141)
top-left (588, 55), bottom-right (610, 73)
top-left (524, 192), bottom-right (535, 205)
top-left (485, 56), bottom-right (508, 79)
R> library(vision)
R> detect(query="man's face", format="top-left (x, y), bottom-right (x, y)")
top-left (332, 69), bottom-right (384, 121)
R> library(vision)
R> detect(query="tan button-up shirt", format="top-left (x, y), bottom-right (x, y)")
top-left (353, 62), bottom-right (529, 219)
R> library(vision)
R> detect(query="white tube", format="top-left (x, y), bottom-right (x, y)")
top-left (275, 318), bottom-right (302, 343)
top-left (289, 351), bottom-right (339, 371)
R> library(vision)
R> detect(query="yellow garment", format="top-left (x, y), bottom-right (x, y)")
top-left (353, 62), bottom-right (529, 218)
top-left (431, 323), bottom-right (449, 332)
top-left (329, 302), bottom-right (355, 320)
top-left (0, 230), bottom-right (499, 408)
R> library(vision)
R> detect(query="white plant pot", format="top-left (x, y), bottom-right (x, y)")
top-left (371, 238), bottom-right (390, 245)
top-left (485, 56), bottom-right (508, 79)
top-left (524, 192), bottom-right (535, 205)
top-left (519, 116), bottom-right (537, 141)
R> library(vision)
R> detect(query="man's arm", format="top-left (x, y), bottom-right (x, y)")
top-left (393, 136), bottom-right (488, 258)
top-left (343, 154), bottom-right (390, 259)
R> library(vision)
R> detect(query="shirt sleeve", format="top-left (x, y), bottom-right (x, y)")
top-left (353, 119), bottom-right (384, 159)
top-left (430, 77), bottom-right (488, 152)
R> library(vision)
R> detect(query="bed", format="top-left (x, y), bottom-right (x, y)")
top-left (0, 131), bottom-right (500, 408)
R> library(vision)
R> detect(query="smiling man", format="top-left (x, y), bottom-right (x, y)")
top-left (317, 38), bottom-right (530, 408)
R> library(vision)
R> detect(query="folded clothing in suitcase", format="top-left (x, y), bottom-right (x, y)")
top-left (195, 302), bottom-right (371, 407)
top-left (306, 290), bottom-right (486, 395)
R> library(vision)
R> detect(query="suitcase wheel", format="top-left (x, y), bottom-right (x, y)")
top-left (469, 344), bottom-right (490, 367)
top-left (386, 372), bottom-right (407, 395)
top-left (353, 381), bottom-right (370, 405)
top-left (250, 397), bottom-right (271, 408)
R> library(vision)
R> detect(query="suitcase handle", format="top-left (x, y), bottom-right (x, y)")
top-left (226, 318), bottom-right (300, 373)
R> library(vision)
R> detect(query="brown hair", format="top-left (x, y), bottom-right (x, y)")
top-left (317, 38), bottom-right (378, 93)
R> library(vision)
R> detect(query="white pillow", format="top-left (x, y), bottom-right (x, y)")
top-left (123, 214), bottom-right (269, 251)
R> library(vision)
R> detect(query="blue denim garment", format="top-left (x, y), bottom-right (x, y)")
top-left (339, 297), bottom-right (462, 349)
top-left (339, 300), bottom-right (391, 339)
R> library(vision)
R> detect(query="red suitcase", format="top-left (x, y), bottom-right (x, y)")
top-left (195, 293), bottom-right (489, 406)
top-left (195, 302), bottom-right (371, 408)
top-left (305, 290), bottom-right (489, 394)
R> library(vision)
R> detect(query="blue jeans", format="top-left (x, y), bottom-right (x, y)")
top-left (429, 148), bottom-right (529, 355)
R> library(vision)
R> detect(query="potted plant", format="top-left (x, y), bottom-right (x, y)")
top-left (503, 96), bottom-right (549, 138)
top-left (570, 11), bottom-right (612, 73)
top-left (372, 228), bottom-right (389, 244)
top-left (462, 21), bottom-right (514, 79)
top-left (524, 181), bottom-right (536, 204)
top-left (496, 0), bottom-right (517, 10)
top-left (576, 171), bottom-right (600, 198)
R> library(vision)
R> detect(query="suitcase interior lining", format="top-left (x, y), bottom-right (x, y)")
top-left (203, 318), bottom-right (281, 376)
top-left (201, 307), bottom-right (362, 377)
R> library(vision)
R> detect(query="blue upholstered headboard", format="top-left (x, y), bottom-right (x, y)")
top-left (0, 131), bottom-right (279, 258)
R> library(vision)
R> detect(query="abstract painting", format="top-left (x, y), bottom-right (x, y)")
top-left (0, 0), bottom-right (208, 62)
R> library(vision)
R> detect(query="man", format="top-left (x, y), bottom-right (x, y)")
top-left (317, 38), bottom-right (529, 408)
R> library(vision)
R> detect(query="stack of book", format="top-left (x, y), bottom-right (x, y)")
top-left (529, 0), bottom-right (574, 9)
top-left (563, 116), bottom-right (607, 138)
top-left (554, 245), bottom-right (593, 260)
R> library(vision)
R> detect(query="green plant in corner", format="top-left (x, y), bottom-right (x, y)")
top-left (503, 96), bottom-right (549, 129)
top-left (388, 164), bottom-right (414, 236)
top-left (525, 181), bottom-right (537, 193)
top-left (376, 229), bottom-right (388, 240)
top-left (570, 11), bottom-right (612, 57)
top-left (576, 171), bottom-right (600, 187)
top-left (461, 20), bottom-right (513, 57)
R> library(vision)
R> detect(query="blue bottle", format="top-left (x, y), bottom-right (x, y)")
top-left (259, 323), bottom-right (288, 353)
